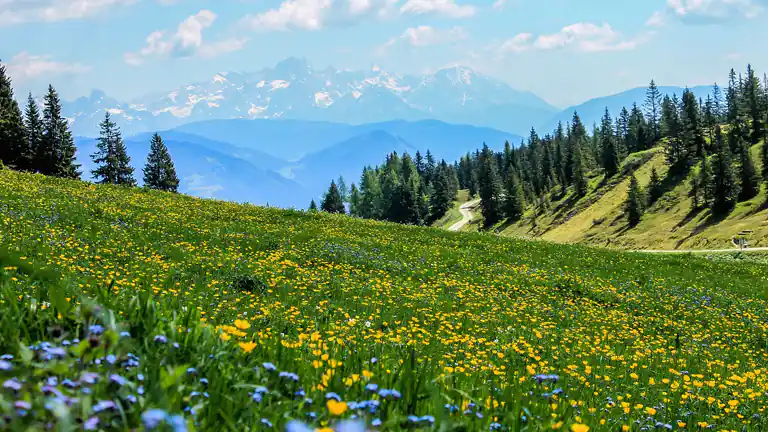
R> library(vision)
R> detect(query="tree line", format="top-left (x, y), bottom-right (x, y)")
top-left (0, 61), bottom-right (179, 192)
top-left (317, 149), bottom-right (460, 225)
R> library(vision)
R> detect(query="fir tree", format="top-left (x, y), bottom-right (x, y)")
top-left (429, 167), bottom-right (455, 222)
top-left (92, 112), bottom-right (135, 186)
top-left (600, 108), bottom-right (619, 177)
top-left (745, 64), bottom-right (764, 145)
top-left (504, 170), bottom-right (525, 221)
top-left (348, 183), bottom-right (361, 216)
top-left (737, 138), bottom-right (759, 201)
top-left (726, 69), bottom-right (740, 124)
top-left (143, 133), bottom-right (179, 192)
top-left (648, 166), bottom-right (663, 204)
top-left (337, 176), bottom-right (348, 202)
top-left (712, 83), bottom-right (723, 121)
top-left (688, 174), bottom-right (701, 210)
top-left (680, 89), bottom-right (705, 161)
top-left (358, 167), bottom-right (382, 219)
top-left (477, 143), bottom-right (504, 227)
top-left (0, 61), bottom-right (27, 169)
top-left (625, 174), bottom-right (645, 227)
top-left (698, 153), bottom-right (714, 208)
top-left (644, 79), bottom-right (662, 142)
top-left (308, 199), bottom-right (318, 211)
top-left (40, 85), bottom-right (80, 179)
top-left (321, 180), bottom-right (345, 214)
top-left (711, 126), bottom-right (740, 215)
top-left (22, 93), bottom-right (43, 172)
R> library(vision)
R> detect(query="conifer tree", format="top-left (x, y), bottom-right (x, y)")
top-left (477, 143), bottom-right (504, 226)
top-left (698, 153), bottom-right (713, 208)
top-left (600, 108), bottom-right (619, 177)
top-left (644, 80), bottom-right (662, 142)
top-left (22, 93), bottom-right (43, 172)
top-left (625, 174), bottom-right (645, 226)
top-left (40, 85), bottom-right (80, 179)
top-left (680, 89), bottom-right (705, 161)
top-left (737, 138), bottom-right (759, 201)
top-left (711, 126), bottom-right (740, 215)
top-left (358, 167), bottom-right (382, 219)
top-left (504, 169), bottom-right (525, 221)
top-left (92, 112), bottom-right (135, 186)
top-left (689, 175), bottom-right (701, 210)
top-left (348, 183), bottom-right (361, 216)
top-left (308, 199), bottom-right (318, 212)
top-left (429, 167), bottom-right (455, 222)
top-left (0, 61), bottom-right (27, 169)
top-left (712, 83), bottom-right (723, 121)
top-left (726, 69), bottom-right (740, 124)
top-left (143, 133), bottom-right (179, 192)
top-left (648, 166), bottom-right (663, 204)
top-left (321, 180), bottom-right (345, 214)
top-left (745, 64), bottom-right (764, 145)
top-left (337, 176), bottom-right (348, 202)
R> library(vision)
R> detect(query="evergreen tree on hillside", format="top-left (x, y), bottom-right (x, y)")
top-left (348, 183), bottom-right (361, 216)
top-left (477, 143), bottom-right (504, 226)
top-left (625, 174), bottom-right (645, 227)
top-left (22, 93), bottom-right (43, 172)
top-left (0, 62), bottom-right (27, 169)
top-left (726, 69), bottom-right (740, 124)
top-left (680, 89), bottom-right (705, 161)
top-left (698, 152), bottom-right (714, 209)
top-left (92, 112), bottom-right (135, 186)
top-left (644, 80), bottom-right (662, 142)
top-left (648, 166), bottom-right (663, 204)
top-left (689, 174), bottom-right (701, 210)
top-left (308, 199), bottom-right (318, 212)
top-left (321, 180), bottom-right (345, 214)
top-left (429, 166), bottom-right (455, 222)
top-left (143, 133), bottom-right (179, 192)
top-left (712, 83), bottom-right (724, 121)
top-left (703, 94), bottom-right (717, 146)
top-left (380, 167), bottom-right (402, 221)
top-left (358, 167), bottom-right (382, 219)
top-left (616, 107), bottom-right (630, 156)
top-left (337, 176), bottom-right (348, 202)
top-left (600, 108), bottom-right (619, 177)
top-left (661, 95), bottom-right (685, 168)
top-left (39, 85), bottom-right (80, 179)
top-left (745, 64), bottom-right (765, 145)
top-left (711, 126), bottom-right (740, 215)
top-left (504, 169), bottom-right (525, 221)
top-left (737, 138), bottom-right (760, 201)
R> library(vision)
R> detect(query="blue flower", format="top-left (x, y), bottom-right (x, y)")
top-left (365, 383), bottom-right (378, 393)
top-left (84, 417), bottom-right (100, 430)
top-left (89, 325), bottom-right (105, 335)
top-left (154, 335), bottom-right (167, 344)
top-left (286, 420), bottom-right (313, 432)
top-left (187, 367), bottom-right (197, 376)
top-left (377, 389), bottom-right (401, 400)
top-left (142, 409), bottom-right (168, 429)
top-left (261, 419), bottom-right (273, 428)
top-left (262, 362), bottom-right (277, 372)
top-left (279, 371), bottom-right (300, 382)
top-left (490, 422), bottom-right (503, 430)
top-left (110, 374), bottom-right (128, 386)
top-left (0, 360), bottom-right (11, 371)
top-left (167, 415), bottom-right (188, 432)
top-left (93, 400), bottom-right (117, 413)
top-left (3, 378), bottom-right (22, 391)
top-left (120, 331), bottom-right (131, 338)
top-left (371, 418), bottom-right (382, 427)
top-left (325, 392), bottom-right (342, 401)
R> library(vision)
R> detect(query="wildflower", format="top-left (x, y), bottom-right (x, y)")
top-left (570, 424), bottom-right (589, 432)
top-left (327, 399), bottom-right (348, 415)
top-left (153, 335), bottom-right (167, 344)
top-left (84, 417), bottom-right (100, 430)
top-left (239, 341), bottom-right (257, 353)
top-left (234, 319), bottom-right (251, 330)
top-left (263, 362), bottom-right (277, 372)
top-left (0, 360), bottom-right (11, 371)
top-left (89, 324), bottom-right (104, 335)
top-left (142, 409), bottom-right (168, 429)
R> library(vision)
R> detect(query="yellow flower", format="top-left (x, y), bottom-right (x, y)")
top-left (327, 399), bottom-right (348, 416)
top-left (646, 407), bottom-right (657, 416)
top-left (238, 341), bottom-right (257, 353)
top-left (220, 332), bottom-right (231, 341)
top-left (571, 424), bottom-right (589, 432)
top-left (315, 428), bottom-right (334, 432)
top-left (234, 319), bottom-right (251, 330)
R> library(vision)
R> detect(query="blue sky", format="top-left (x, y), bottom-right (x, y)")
top-left (1, 0), bottom-right (766, 107)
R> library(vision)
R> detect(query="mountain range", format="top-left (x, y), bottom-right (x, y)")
top-left (63, 58), bottom-right (558, 138)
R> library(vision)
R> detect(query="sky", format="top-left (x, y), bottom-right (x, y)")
top-left (1, 0), bottom-right (766, 108)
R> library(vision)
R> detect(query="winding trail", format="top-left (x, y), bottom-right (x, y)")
top-left (634, 247), bottom-right (768, 254)
top-left (448, 199), bottom-right (481, 232)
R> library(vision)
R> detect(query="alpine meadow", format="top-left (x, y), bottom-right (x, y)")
top-left (3, 1), bottom-right (768, 431)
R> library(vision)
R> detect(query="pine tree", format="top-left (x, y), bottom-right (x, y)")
top-left (711, 126), bottom-right (740, 215)
top-left (737, 138), bottom-right (759, 201)
top-left (92, 112), bottom-right (135, 186)
top-left (321, 180), bottom-right (345, 214)
top-left (698, 153), bottom-right (713, 208)
top-left (745, 64), bottom-right (764, 145)
top-left (504, 169), bottom-right (525, 221)
top-left (726, 69), bottom-right (740, 124)
top-left (348, 183), bottom-right (361, 216)
top-left (688, 174), bottom-right (701, 210)
top-left (625, 174), bottom-right (645, 226)
top-left (648, 166), bottom-right (663, 204)
top-left (40, 85), bottom-right (80, 179)
top-left (22, 93), bottom-right (43, 172)
top-left (644, 79), bottom-right (662, 142)
top-left (477, 143), bottom-right (504, 226)
top-left (337, 176), bottom-right (348, 202)
top-left (358, 167), bottom-right (382, 219)
top-left (0, 61), bottom-right (27, 169)
top-left (429, 167), bottom-right (455, 222)
top-left (680, 89), bottom-right (705, 161)
top-left (143, 133), bottom-right (179, 192)
top-left (308, 199), bottom-right (318, 212)
top-left (712, 83), bottom-right (724, 121)
top-left (600, 108), bottom-right (619, 177)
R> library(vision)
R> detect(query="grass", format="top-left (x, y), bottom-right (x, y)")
top-left (1, 168), bottom-right (768, 431)
top-left (495, 144), bottom-right (768, 250)
top-left (433, 190), bottom-right (471, 229)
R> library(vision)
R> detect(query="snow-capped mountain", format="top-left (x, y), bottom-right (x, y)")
top-left (63, 57), bottom-right (558, 137)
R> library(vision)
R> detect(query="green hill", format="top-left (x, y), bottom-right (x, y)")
top-left (1, 168), bottom-right (767, 431)
top-left (447, 144), bottom-right (768, 251)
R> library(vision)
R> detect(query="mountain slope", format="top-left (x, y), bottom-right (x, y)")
top-left (62, 58), bottom-right (558, 137)
top-left (540, 85), bottom-right (715, 132)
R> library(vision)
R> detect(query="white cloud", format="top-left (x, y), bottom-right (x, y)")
top-left (399, 0), bottom-right (476, 18)
top-left (666, 0), bottom-right (766, 21)
top-left (0, 0), bottom-right (172, 26)
top-left (492, 0), bottom-right (505, 10)
top-left (496, 22), bottom-right (646, 54)
top-left (645, 11), bottom-right (666, 26)
top-left (125, 10), bottom-right (246, 65)
top-left (381, 25), bottom-right (466, 51)
top-left (241, 0), bottom-right (396, 32)
top-left (4, 52), bottom-right (90, 83)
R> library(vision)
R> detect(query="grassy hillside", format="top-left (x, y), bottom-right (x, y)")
top-left (1, 169), bottom-right (767, 431)
top-left (459, 144), bottom-right (768, 250)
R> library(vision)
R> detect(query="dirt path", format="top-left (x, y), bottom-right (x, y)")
top-left (448, 199), bottom-right (481, 232)
top-left (634, 247), bottom-right (768, 254)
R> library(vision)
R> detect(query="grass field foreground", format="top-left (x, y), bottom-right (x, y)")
top-left (1, 169), bottom-right (768, 431)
